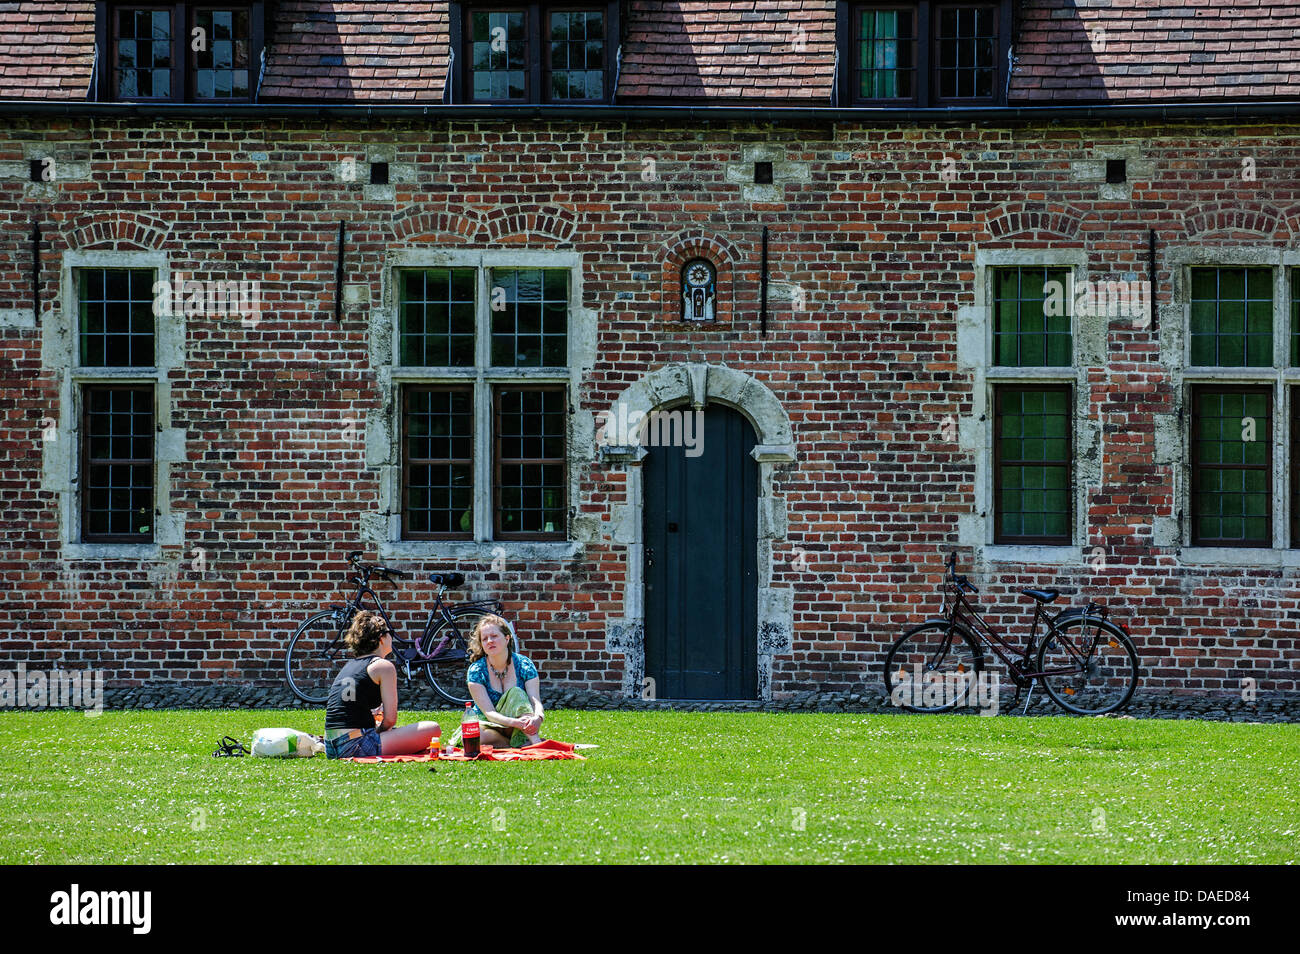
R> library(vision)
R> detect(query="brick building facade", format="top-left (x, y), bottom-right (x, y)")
top-left (2, 1), bottom-right (1299, 707)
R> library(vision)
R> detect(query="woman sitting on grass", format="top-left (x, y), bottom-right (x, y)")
top-left (324, 610), bottom-right (440, 759)
top-left (454, 614), bottom-right (544, 748)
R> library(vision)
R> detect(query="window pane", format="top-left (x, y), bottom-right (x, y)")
top-left (77, 268), bottom-right (155, 368)
top-left (995, 387), bottom-right (1071, 544)
top-left (936, 4), bottom-right (997, 100)
top-left (856, 8), bottom-right (914, 100)
top-left (83, 386), bottom-right (153, 541)
top-left (992, 266), bottom-right (1071, 367)
top-left (471, 9), bottom-right (527, 101)
top-left (549, 10), bottom-right (604, 101)
top-left (403, 388), bottom-right (473, 537)
top-left (1291, 270), bottom-right (1299, 367)
top-left (1189, 267), bottom-right (1273, 367)
top-left (115, 7), bottom-right (172, 99)
top-left (398, 269), bottom-right (476, 367)
top-left (496, 388), bottom-right (566, 536)
top-left (1292, 387), bottom-right (1300, 548)
top-left (490, 268), bottom-right (568, 367)
top-left (194, 8), bottom-right (251, 98)
top-left (1191, 388), bottom-right (1271, 546)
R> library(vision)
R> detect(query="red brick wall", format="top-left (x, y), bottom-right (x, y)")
top-left (1, 116), bottom-right (1298, 699)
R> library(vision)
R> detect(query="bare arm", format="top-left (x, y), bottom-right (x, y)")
top-left (369, 659), bottom-right (398, 732)
top-left (519, 676), bottom-right (544, 734)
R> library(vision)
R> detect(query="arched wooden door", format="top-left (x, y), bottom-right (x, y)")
top-left (643, 404), bottom-right (758, 700)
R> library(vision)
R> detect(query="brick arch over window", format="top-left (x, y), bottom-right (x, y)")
top-left (1281, 204), bottom-right (1300, 241)
top-left (480, 203), bottom-right (579, 246)
top-left (391, 208), bottom-right (484, 244)
top-left (983, 203), bottom-right (1084, 242)
top-left (68, 212), bottom-right (171, 251)
top-left (602, 361), bottom-right (796, 702)
top-left (658, 232), bottom-right (740, 324)
top-left (1185, 201), bottom-right (1284, 240)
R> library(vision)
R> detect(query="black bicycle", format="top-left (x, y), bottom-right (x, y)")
top-left (284, 551), bottom-right (501, 706)
top-left (883, 553), bottom-right (1141, 715)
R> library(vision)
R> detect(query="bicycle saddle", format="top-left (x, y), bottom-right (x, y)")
top-left (429, 572), bottom-right (466, 588)
top-left (1021, 588), bottom-right (1059, 603)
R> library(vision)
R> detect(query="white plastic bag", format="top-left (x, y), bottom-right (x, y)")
top-left (250, 727), bottom-right (324, 758)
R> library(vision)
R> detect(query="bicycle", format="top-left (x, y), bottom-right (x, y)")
top-left (284, 551), bottom-right (502, 707)
top-left (883, 553), bottom-right (1141, 715)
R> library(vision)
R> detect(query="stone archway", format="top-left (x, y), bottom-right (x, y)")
top-left (601, 362), bottom-right (796, 701)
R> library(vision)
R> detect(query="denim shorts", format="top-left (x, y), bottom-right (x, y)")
top-left (324, 727), bottom-right (382, 759)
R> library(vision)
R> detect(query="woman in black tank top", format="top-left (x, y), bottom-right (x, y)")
top-left (323, 611), bottom-right (440, 759)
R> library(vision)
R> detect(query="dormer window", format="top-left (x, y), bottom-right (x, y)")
top-left (94, 2), bottom-right (265, 103)
top-left (837, 1), bottom-right (1009, 106)
top-left (112, 8), bottom-right (174, 99)
top-left (449, 2), bottom-right (619, 104)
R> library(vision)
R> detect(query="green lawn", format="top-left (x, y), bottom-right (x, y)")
top-left (1, 709), bottom-right (1295, 864)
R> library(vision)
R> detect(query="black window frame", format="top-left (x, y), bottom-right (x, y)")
top-left (449, 1), bottom-right (620, 105)
top-left (401, 384), bottom-right (476, 542)
top-left (992, 383), bottom-right (1073, 547)
top-left (94, 1), bottom-right (265, 103)
top-left (1293, 386), bottom-right (1300, 549)
top-left (75, 266), bottom-right (157, 369)
top-left (80, 383), bottom-right (156, 544)
top-left (493, 384), bottom-right (569, 541)
top-left (1188, 384), bottom-right (1273, 549)
top-left (836, 0), bottom-right (1011, 107)
top-left (1188, 265), bottom-right (1274, 369)
top-left (991, 264), bottom-right (1073, 368)
top-left (1290, 268), bottom-right (1300, 368)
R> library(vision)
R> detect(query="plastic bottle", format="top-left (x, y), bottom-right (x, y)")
top-left (461, 702), bottom-right (481, 758)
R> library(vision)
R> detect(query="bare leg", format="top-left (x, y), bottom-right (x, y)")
top-left (479, 726), bottom-right (511, 748)
top-left (380, 721), bottom-right (440, 756)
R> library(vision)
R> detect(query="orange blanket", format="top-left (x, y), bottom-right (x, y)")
top-left (345, 738), bottom-right (586, 763)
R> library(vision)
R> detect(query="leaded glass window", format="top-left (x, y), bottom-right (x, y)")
top-left (1189, 267), bottom-right (1273, 367)
top-left (994, 386), bottom-right (1072, 545)
top-left (993, 266), bottom-right (1072, 367)
top-left (1190, 387), bottom-right (1272, 547)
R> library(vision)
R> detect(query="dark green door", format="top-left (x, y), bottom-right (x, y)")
top-left (643, 404), bottom-right (758, 700)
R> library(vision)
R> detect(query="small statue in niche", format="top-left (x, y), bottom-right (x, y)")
top-left (682, 258), bottom-right (716, 322)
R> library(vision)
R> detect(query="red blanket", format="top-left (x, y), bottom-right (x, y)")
top-left (345, 738), bottom-right (586, 763)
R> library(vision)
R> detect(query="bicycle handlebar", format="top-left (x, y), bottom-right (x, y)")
top-left (346, 551), bottom-right (408, 583)
top-left (945, 552), bottom-right (978, 593)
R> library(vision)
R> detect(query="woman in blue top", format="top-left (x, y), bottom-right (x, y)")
top-left (460, 614), bottom-right (544, 748)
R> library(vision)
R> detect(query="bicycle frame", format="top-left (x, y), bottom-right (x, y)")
top-left (943, 581), bottom-right (1101, 683)
top-left (333, 575), bottom-right (500, 666)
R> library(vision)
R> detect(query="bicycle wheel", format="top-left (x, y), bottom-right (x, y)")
top-left (285, 610), bottom-right (350, 705)
top-left (883, 622), bottom-right (986, 713)
top-left (1036, 617), bottom-right (1140, 715)
top-left (420, 607), bottom-right (492, 706)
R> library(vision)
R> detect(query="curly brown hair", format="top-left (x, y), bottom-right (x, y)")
top-left (343, 610), bottom-right (389, 656)
top-left (467, 614), bottom-right (515, 663)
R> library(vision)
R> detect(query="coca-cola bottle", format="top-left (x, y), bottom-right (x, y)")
top-left (461, 702), bottom-right (481, 758)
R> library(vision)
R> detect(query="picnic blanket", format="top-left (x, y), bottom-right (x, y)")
top-left (345, 738), bottom-right (585, 763)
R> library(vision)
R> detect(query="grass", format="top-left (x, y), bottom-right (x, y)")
top-left (0, 708), bottom-right (1296, 864)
